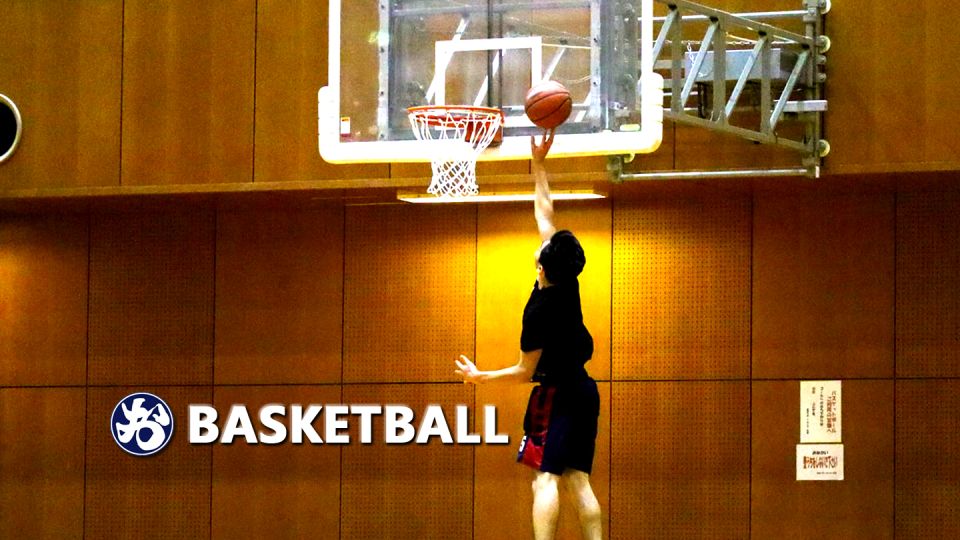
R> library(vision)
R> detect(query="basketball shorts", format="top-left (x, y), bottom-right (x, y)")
top-left (517, 377), bottom-right (600, 475)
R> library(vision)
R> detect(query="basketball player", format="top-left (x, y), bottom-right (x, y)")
top-left (455, 130), bottom-right (602, 540)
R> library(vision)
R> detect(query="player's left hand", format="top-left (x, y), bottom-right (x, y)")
top-left (454, 354), bottom-right (481, 384)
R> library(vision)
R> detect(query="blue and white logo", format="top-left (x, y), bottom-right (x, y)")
top-left (111, 392), bottom-right (174, 456)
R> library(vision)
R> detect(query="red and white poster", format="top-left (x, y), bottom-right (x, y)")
top-left (796, 444), bottom-right (844, 481)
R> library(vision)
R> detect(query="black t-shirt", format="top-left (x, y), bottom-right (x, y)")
top-left (520, 279), bottom-right (593, 383)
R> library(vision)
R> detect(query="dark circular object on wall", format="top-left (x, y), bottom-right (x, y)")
top-left (0, 94), bottom-right (23, 164)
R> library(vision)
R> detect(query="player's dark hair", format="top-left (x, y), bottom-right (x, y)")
top-left (538, 230), bottom-right (585, 284)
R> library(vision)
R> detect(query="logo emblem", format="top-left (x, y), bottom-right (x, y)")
top-left (111, 392), bottom-right (174, 456)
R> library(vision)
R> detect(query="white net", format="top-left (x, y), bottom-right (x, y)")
top-left (408, 106), bottom-right (503, 198)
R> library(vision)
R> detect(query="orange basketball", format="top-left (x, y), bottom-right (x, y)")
top-left (524, 80), bottom-right (572, 130)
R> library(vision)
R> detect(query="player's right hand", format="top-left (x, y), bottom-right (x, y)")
top-left (454, 354), bottom-right (481, 384)
top-left (530, 129), bottom-right (555, 163)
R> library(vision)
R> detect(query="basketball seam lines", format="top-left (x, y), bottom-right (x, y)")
top-left (525, 96), bottom-right (573, 124)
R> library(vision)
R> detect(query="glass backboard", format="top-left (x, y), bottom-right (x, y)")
top-left (319, 0), bottom-right (663, 163)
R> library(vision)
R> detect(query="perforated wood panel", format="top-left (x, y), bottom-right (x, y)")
top-left (211, 385), bottom-right (341, 539)
top-left (896, 190), bottom-right (960, 377)
top-left (341, 384), bottom-right (474, 539)
top-left (474, 382), bottom-right (610, 540)
top-left (753, 189), bottom-right (895, 378)
top-left (343, 205), bottom-right (476, 383)
top-left (610, 382), bottom-right (749, 538)
top-left (0, 0), bottom-right (120, 190)
top-left (215, 208), bottom-right (343, 384)
top-left (896, 380), bottom-right (960, 538)
top-left (121, 0), bottom-right (254, 185)
top-left (88, 210), bottom-right (215, 385)
top-left (612, 194), bottom-right (750, 379)
top-left (752, 380), bottom-right (893, 539)
top-left (477, 201), bottom-right (611, 381)
top-left (623, 126), bottom-right (676, 173)
top-left (0, 388), bottom-right (85, 539)
top-left (473, 382), bottom-right (534, 540)
top-left (0, 214), bottom-right (87, 385)
top-left (828, 2), bottom-right (960, 173)
top-left (674, 122), bottom-right (800, 171)
top-left (85, 386), bottom-right (212, 539)
top-left (254, 0), bottom-right (388, 182)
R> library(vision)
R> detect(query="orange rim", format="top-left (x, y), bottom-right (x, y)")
top-left (408, 105), bottom-right (504, 128)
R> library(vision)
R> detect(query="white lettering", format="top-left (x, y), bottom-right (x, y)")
top-left (484, 405), bottom-right (509, 444)
top-left (456, 405), bottom-right (481, 444)
top-left (416, 405), bottom-right (453, 444)
top-left (325, 405), bottom-right (350, 444)
top-left (184, 403), bottom-right (506, 445)
top-left (385, 406), bottom-right (415, 444)
top-left (290, 405), bottom-right (323, 444)
top-left (221, 405), bottom-right (258, 444)
top-left (351, 405), bottom-right (382, 444)
top-left (258, 404), bottom-right (287, 445)
top-left (189, 405), bottom-right (218, 444)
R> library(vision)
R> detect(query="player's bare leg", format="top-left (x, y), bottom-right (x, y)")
top-left (562, 469), bottom-right (602, 540)
top-left (532, 471), bottom-right (561, 540)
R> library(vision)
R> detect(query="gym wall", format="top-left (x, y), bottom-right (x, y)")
top-left (3, 176), bottom-right (960, 538)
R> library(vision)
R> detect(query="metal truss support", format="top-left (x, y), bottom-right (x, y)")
top-left (646, 0), bottom-right (830, 178)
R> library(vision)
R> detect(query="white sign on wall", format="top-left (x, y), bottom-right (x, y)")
top-left (800, 380), bottom-right (841, 443)
top-left (796, 443), bottom-right (844, 481)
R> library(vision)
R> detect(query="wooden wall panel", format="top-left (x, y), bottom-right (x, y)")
top-left (343, 205), bottom-right (476, 383)
top-left (612, 192), bottom-right (751, 380)
top-left (0, 0), bottom-right (121, 190)
top-left (752, 380), bottom-right (893, 539)
top-left (0, 214), bottom-right (87, 386)
top-left (610, 381), bottom-right (750, 538)
top-left (215, 208), bottom-right (343, 384)
top-left (88, 210), bottom-right (215, 385)
top-left (476, 201), bottom-right (612, 381)
top-left (753, 187), bottom-right (895, 378)
top-left (828, 1), bottom-right (960, 173)
top-left (473, 382), bottom-right (535, 540)
top-left (474, 383), bottom-right (610, 540)
top-left (122, 0), bottom-right (255, 186)
top-left (897, 380), bottom-right (960, 538)
top-left (212, 385), bottom-right (340, 540)
top-left (85, 386), bottom-right (212, 539)
top-left (341, 384), bottom-right (474, 539)
top-left (623, 123), bottom-right (676, 173)
top-left (896, 190), bottom-right (960, 377)
top-left (674, 123), bottom-right (801, 171)
top-left (255, 0), bottom-right (387, 182)
top-left (0, 388), bottom-right (85, 539)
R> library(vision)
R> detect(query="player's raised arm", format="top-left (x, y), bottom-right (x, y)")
top-left (531, 130), bottom-right (557, 242)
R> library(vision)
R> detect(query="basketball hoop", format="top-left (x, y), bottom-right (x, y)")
top-left (408, 106), bottom-right (504, 198)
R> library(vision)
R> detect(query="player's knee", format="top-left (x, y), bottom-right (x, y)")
top-left (532, 472), bottom-right (559, 495)
top-left (580, 498), bottom-right (602, 522)
top-left (561, 469), bottom-right (590, 492)
top-left (562, 471), bottom-right (600, 508)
